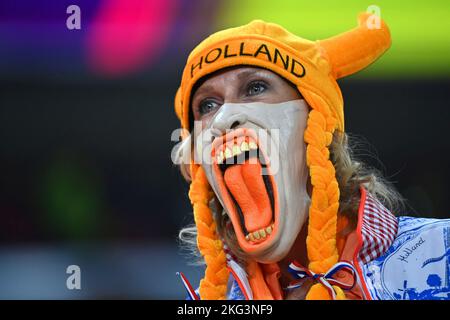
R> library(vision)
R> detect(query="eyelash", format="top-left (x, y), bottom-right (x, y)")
top-left (246, 80), bottom-right (268, 96)
top-left (198, 99), bottom-right (219, 116)
top-left (196, 80), bottom-right (269, 117)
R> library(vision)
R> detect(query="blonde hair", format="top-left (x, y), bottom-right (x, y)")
top-left (179, 130), bottom-right (404, 293)
top-left (174, 12), bottom-right (393, 299)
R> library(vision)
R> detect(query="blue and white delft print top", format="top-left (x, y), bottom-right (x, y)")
top-left (362, 216), bottom-right (450, 300)
top-left (181, 188), bottom-right (450, 300)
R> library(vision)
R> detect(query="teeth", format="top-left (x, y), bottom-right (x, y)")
top-left (246, 224), bottom-right (274, 242)
top-left (224, 148), bottom-right (232, 159)
top-left (217, 151), bottom-right (224, 164)
top-left (219, 140), bottom-right (255, 164)
top-left (232, 145), bottom-right (241, 156)
top-left (219, 140), bottom-right (258, 165)
top-left (240, 141), bottom-right (250, 152)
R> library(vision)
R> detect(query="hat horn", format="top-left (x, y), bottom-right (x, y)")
top-left (319, 12), bottom-right (391, 79)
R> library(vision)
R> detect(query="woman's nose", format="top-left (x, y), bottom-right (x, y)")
top-left (210, 108), bottom-right (248, 133)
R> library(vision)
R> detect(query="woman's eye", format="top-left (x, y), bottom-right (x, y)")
top-left (247, 81), bottom-right (267, 96)
top-left (198, 100), bottom-right (218, 116)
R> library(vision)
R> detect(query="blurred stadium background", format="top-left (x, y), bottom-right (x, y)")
top-left (0, 0), bottom-right (449, 298)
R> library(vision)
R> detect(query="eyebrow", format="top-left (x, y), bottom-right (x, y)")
top-left (236, 68), bottom-right (266, 80)
top-left (192, 68), bottom-right (271, 100)
top-left (192, 68), bottom-right (272, 105)
top-left (193, 83), bottom-right (214, 99)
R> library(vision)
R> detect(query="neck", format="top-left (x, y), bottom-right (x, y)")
top-left (278, 220), bottom-right (309, 288)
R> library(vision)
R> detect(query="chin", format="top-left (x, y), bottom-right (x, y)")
top-left (244, 230), bottom-right (295, 263)
top-left (202, 125), bottom-right (309, 265)
top-left (209, 128), bottom-right (282, 256)
top-left (241, 210), bottom-right (306, 263)
top-left (196, 101), bottom-right (310, 265)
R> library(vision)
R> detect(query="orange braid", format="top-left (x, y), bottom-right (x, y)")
top-left (303, 92), bottom-right (343, 300)
top-left (189, 164), bottom-right (229, 299)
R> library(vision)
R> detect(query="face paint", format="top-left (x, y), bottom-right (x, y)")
top-left (193, 99), bottom-right (311, 263)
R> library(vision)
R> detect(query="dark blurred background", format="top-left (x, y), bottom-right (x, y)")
top-left (0, 0), bottom-right (449, 298)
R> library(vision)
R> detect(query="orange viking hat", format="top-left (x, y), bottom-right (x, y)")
top-left (175, 12), bottom-right (391, 299)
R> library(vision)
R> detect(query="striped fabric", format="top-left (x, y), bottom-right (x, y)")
top-left (218, 189), bottom-right (400, 300)
top-left (358, 191), bottom-right (399, 264)
top-left (223, 242), bottom-right (237, 262)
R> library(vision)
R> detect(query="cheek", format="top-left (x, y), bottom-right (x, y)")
top-left (201, 118), bottom-right (211, 130)
top-left (192, 132), bottom-right (204, 163)
top-left (193, 128), bottom-right (216, 168)
top-left (283, 81), bottom-right (302, 100)
top-left (198, 112), bottom-right (217, 131)
top-left (271, 83), bottom-right (302, 103)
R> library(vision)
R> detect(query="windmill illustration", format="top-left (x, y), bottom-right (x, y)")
top-left (396, 279), bottom-right (419, 300)
top-left (422, 227), bottom-right (450, 291)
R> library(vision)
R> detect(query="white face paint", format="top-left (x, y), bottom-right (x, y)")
top-left (193, 99), bottom-right (311, 263)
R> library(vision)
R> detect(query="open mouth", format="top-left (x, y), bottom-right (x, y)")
top-left (211, 128), bottom-right (278, 250)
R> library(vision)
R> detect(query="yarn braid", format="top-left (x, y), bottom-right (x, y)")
top-left (303, 92), bottom-right (345, 300)
top-left (188, 163), bottom-right (229, 299)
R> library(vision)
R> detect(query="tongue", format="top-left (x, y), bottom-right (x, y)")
top-left (223, 159), bottom-right (272, 233)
